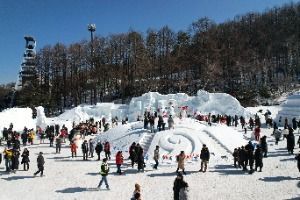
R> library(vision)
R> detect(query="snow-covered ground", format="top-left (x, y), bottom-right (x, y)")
top-left (0, 91), bottom-right (300, 200)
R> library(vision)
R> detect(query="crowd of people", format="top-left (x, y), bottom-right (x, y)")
top-left (1, 109), bottom-right (300, 200)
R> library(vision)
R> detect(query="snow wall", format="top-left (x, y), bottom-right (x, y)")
top-left (275, 91), bottom-right (300, 125)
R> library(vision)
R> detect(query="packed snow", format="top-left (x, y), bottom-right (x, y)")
top-left (0, 90), bottom-right (299, 200)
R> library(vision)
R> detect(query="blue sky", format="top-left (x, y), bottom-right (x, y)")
top-left (0, 0), bottom-right (298, 84)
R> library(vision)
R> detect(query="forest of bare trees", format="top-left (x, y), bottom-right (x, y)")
top-left (2, 2), bottom-right (300, 114)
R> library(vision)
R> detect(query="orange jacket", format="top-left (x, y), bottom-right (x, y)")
top-left (71, 143), bottom-right (77, 152)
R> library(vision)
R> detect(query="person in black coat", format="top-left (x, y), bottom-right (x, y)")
top-left (239, 146), bottom-right (248, 171)
top-left (255, 146), bottom-right (263, 172)
top-left (129, 142), bottom-right (137, 168)
top-left (295, 153), bottom-right (300, 172)
top-left (232, 148), bottom-right (239, 168)
top-left (81, 140), bottom-right (89, 160)
top-left (286, 127), bottom-right (295, 154)
top-left (21, 148), bottom-right (30, 171)
top-left (34, 152), bottom-right (45, 176)
top-left (173, 172), bottom-right (188, 200)
top-left (135, 144), bottom-right (145, 172)
top-left (248, 148), bottom-right (255, 174)
top-left (11, 149), bottom-right (20, 172)
top-left (95, 141), bottom-right (103, 160)
top-left (49, 132), bottom-right (55, 147)
top-left (199, 144), bottom-right (210, 172)
top-left (260, 136), bottom-right (268, 157)
top-left (21, 130), bottom-right (28, 146)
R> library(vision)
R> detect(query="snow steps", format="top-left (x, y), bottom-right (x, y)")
top-left (202, 130), bottom-right (232, 154)
top-left (139, 131), bottom-right (156, 154)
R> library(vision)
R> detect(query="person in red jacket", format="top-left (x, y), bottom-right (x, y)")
top-left (115, 151), bottom-right (124, 174)
top-left (254, 126), bottom-right (261, 141)
top-left (104, 142), bottom-right (111, 160)
top-left (70, 141), bottom-right (77, 158)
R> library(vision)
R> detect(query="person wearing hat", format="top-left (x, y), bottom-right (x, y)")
top-left (173, 172), bottom-right (189, 200)
top-left (97, 158), bottom-right (110, 189)
top-left (34, 152), bottom-right (45, 177)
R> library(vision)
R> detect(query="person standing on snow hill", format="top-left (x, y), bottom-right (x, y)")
top-left (70, 141), bottom-right (77, 158)
top-left (173, 172), bottom-right (189, 200)
top-left (115, 151), bottom-right (124, 174)
top-left (199, 144), bottom-right (210, 173)
top-left (97, 158), bottom-right (110, 189)
top-left (34, 152), bottom-right (45, 177)
top-left (82, 140), bottom-right (89, 160)
top-left (153, 145), bottom-right (160, 169)
top-left (176, 151), bottom-right (186, 175)
top-left (95, 141), bottom-right (103, 160)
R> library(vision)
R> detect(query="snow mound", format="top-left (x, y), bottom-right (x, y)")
top-left (0, 107), bottom-right (35, 134)
top-left (275, 91), bottom-right (300, 124)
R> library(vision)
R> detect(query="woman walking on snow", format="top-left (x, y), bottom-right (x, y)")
top-left (21, 148), bottom-right (30, 171)
top-left (176, 151), bottom-right (186, 175)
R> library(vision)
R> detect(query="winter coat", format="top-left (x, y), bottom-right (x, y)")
top-left (100, 162), bottom-right (109, 176)
top-left (177, 154), bottom-right (185, 169)
top-left (153, 149), bottom-right (159, 160)
top-left (274, 129), bottom-right (282, 139)
top-left (104, 143), bottom-right (110, 153)
top-left (95, 143), bottom-right (103, 154)
top-left (115, 153), bottom-right (123, 165)
top-left (173, 178), bottom-right (188, 200)
top-left (200, 147), bottom-right (210, 161)
top-left (239, 148), bottom-right (247, 162)
top-left (4, 149), bottom-right (13, 160)
top-left (81, 142), bottom-right (89, 153)
top-left (287, 133), bottom-right (295, 151)
top-left (89, 141), bottom-right (94, 152)
top-left (70, 143), bottom-right (77, 152)
top-left (56, 137), bottom-right (62, 146)
top-left (254, 127), bottom-right (260, 137)
top-left (254, 149), bottom-right (263, 167)
top-left (260, 137), bottom-right (268, 152)
top-left (21, 150), bottom-right (30, 163)
top-left (37, 155), bottom-right (45, 168)
top-left (295, 154), bottom-right (300, 170)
